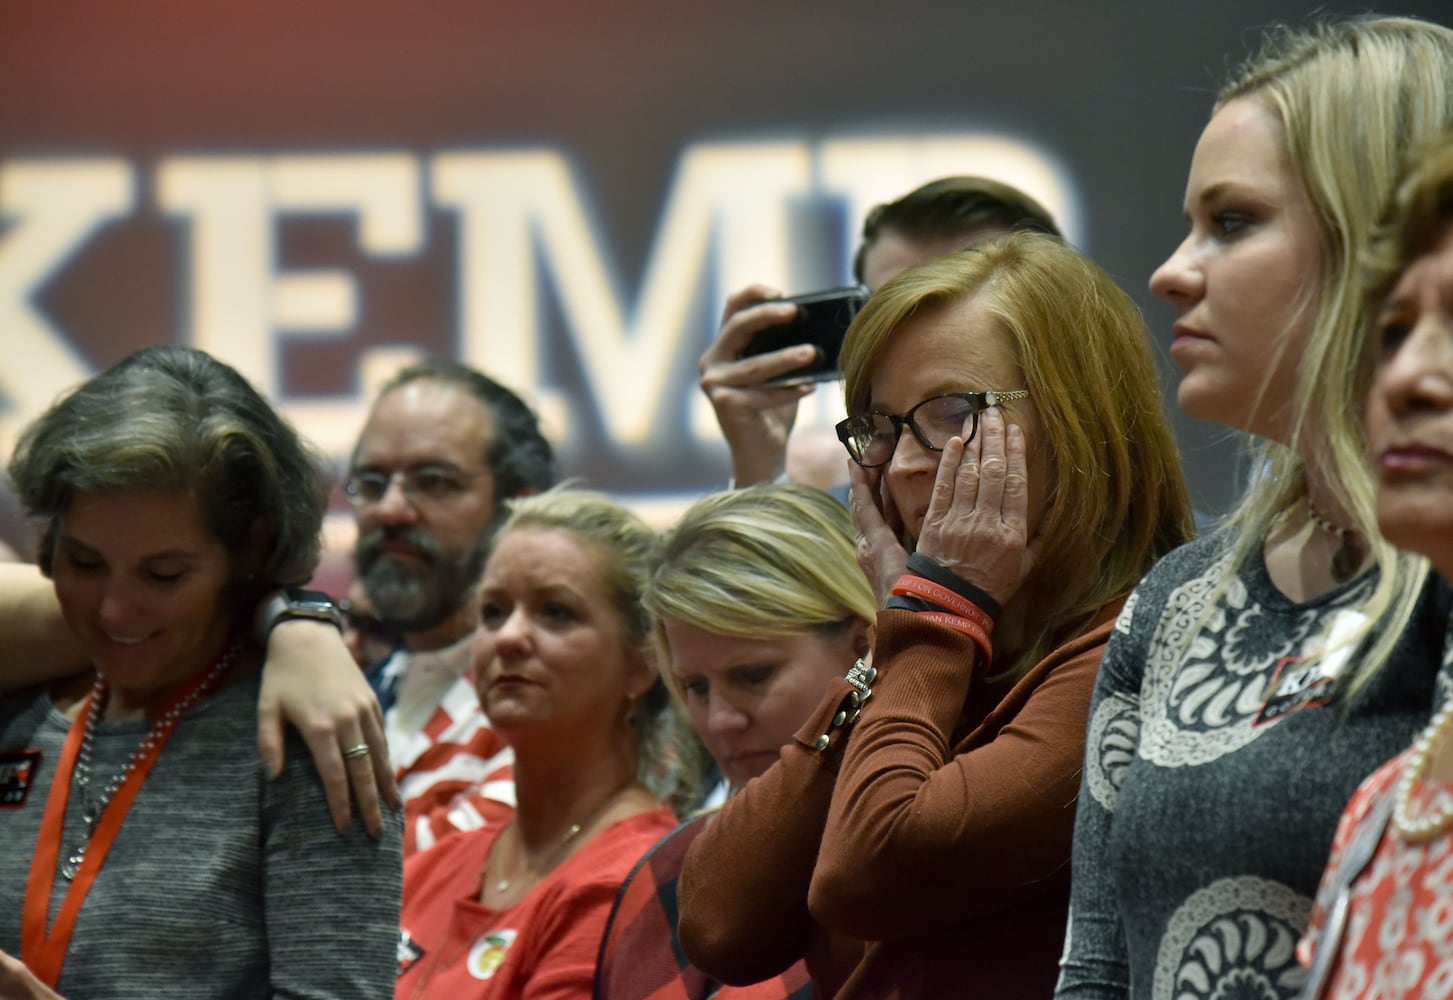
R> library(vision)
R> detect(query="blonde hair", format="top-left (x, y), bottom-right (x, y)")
top-left (841, 233), bottom-right (1194, 678)
top-left (1211, 17), bottom-right (1453, 689)
top-left (645, 483), bottom-right (876, 704)
top-left (493, 488), bottom-right (702, 808)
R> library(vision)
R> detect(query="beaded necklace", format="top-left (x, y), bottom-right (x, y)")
top-left (1392, 695), bottom-right (1453, 842)
top-left (62, 642), bottom-right (239, 879)
top-left (22, 640), bottom-right (241, 988)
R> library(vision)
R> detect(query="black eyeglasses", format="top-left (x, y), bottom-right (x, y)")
top-left (344, 465), bottom-right (485, 507)
top-left (835, 390), bottom-right (1030, 468)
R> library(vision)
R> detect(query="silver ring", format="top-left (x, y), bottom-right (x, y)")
top-left (342, 743), bottom-right (371, 760)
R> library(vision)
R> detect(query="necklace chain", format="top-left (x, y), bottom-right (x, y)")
top-left (1393, 696), bottom-right (1453, 842)
top-left (1306, 497), bottom-right (1365, 584)
top-left (486, 782), bottom-right (636, 896)
top-left (62, 643), bottom-right (238, 880)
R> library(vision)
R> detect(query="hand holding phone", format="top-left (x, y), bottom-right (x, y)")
top-left (735, 285), bottom-right (871, 387)
top-left (699, 285), bottom-right (820, 486)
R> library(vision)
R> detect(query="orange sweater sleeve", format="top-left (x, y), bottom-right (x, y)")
top-left (809, 607), bottom-right (1114, 941)
top-left (677, 678), bottom-right (860, 987)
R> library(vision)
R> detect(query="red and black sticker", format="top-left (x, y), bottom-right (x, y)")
top-left (0, 749), bottom-right (43, 808)
top-left (1256, 655), bottom-right (1337, 726)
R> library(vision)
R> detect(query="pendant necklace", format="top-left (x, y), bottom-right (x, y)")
top-left (1307, 498), bottom-right (1365, 584)
top-left (488, 781), bottom-right (637, 896)
top-left (62, 643), bottom-right (238, 880)
top-left (492, 825), bottom-right (587, 894)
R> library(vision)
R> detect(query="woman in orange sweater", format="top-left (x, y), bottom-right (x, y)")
top-left (678, 233), bottom-right (1193, 997)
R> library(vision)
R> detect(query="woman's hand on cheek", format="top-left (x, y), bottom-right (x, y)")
top-left (0, 951), bottom-right (65, 999)
top-left (915, 407), bottom-right (1039, 607)
top-left (848, 460), bottom-right (908, 606)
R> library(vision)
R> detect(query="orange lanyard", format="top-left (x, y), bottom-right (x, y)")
top-left (20, 665), bottom-right (225, 988)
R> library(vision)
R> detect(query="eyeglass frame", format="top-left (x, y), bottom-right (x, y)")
top-left (343, 464), bottom-right (489, 507)
top-left (834, 389), bottom-right (1031, 468)
top-left (337, 597), bottom-right (402, 645)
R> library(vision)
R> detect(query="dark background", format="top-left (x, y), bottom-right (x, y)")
top-left (3, 1), bottom-right (1449, 562)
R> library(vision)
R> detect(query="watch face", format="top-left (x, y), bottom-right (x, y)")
top-left (263, 590), bottom-right (344, 635)
top-left (282, 590), bottom-right (340, 615)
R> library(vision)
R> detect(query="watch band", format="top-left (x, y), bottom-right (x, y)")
top-left (254, 588), bottom-right (346, 643)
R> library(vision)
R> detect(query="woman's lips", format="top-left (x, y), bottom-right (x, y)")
top-left (489, 673), bottom-right (541, 691)
top-left (1171, 322), bottom-right (1213, 344)
top-left (1169, 325), bottom-right (1215, 369)
top-left (1169, 324), bottom-right (1215, 354)
top-left (1378, 443), bottom-right (1453, 477)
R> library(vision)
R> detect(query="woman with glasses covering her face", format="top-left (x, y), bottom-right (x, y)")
top-left (678, 232), bottom-right (1194, 998)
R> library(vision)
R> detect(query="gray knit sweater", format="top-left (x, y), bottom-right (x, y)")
top-left (1056, 532), bottom-right (1452, 1000)
top-left (0, 669), bottom-right (402, 999)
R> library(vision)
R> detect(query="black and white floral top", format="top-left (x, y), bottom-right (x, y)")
top-left (1056, 529), bottom-right (1453, 1000)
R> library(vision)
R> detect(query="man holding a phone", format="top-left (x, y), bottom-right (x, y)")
top-left (700, 175), bottom-right (1060, 490)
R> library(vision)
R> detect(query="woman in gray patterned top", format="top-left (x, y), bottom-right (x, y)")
top-left (1056, 17), bottom-right (1453, 1000)
top-left (0, 346), bottom-right (401, 999)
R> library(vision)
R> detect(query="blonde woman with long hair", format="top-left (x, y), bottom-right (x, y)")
top-left (1058, 17), bottom-right (1453, 999)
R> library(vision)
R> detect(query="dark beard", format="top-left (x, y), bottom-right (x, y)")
top-left (354, 526), bottom-right (489, 635)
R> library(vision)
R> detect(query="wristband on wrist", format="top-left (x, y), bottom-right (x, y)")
top-left (917, 611), bottom-right (993, 667)
top-left (891, 575), bottom-right (995, 634)
top-left (885, 594), bottom-right (934, 614)
top-left (906, 553), bottom-right (1001, 621)
top-left (253, 588), bottom-right (346, 644)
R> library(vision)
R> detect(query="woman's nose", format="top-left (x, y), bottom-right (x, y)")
top-left (1376, 316), bottom-right (1453, 416)
top-left (887, 422), bottom-right (937, 478)
top-left (1149, 235), bottom-right (1203, 310)
top-left (96, 584), bottom-right (136, 634)
top-left (490, 607), bottom-right (533, 656)
top-left (706, 689), bottom-right (749, 735)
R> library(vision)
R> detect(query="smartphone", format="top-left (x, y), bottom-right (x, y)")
top-left (735, 285), bottom-right (871, 386)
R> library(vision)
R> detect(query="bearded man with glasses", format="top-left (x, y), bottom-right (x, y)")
top-left (347, 358), bottom-right (557, 852)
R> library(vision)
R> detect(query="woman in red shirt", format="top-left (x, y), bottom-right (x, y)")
top-left (396, 489), bottom-right (681, 999)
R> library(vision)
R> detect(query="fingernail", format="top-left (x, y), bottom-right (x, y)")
top-left (263, 753), bottom-right (281, 780)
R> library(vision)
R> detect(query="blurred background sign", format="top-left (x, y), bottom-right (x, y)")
top-left (3, 0), bottom-right (1447, 559)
